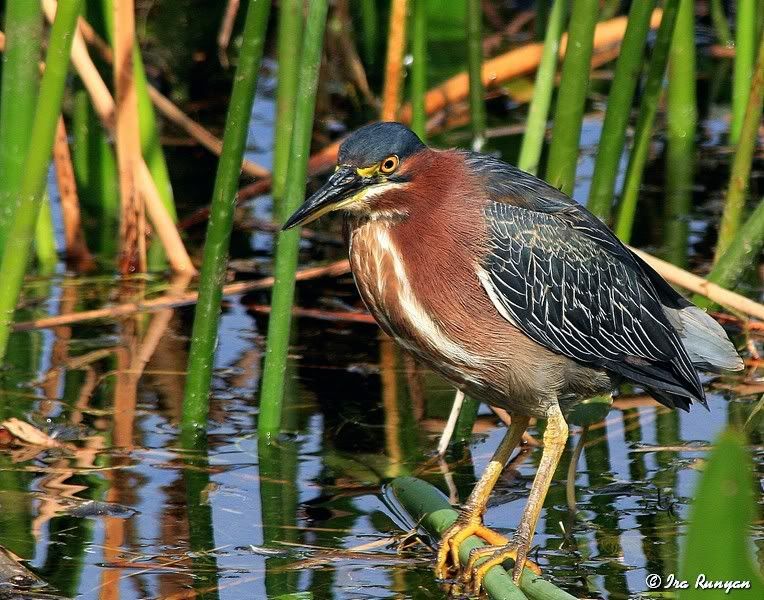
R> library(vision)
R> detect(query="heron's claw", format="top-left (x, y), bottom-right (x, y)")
top-left (434, 512), bottom-right (508, 580)
top-left (462, 536), bottom-right (542, 595)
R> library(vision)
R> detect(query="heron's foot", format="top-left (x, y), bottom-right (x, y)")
top-left (434, 511), bottom-right (508, 580)
top-left (462, 535), bottom-right (542, 594)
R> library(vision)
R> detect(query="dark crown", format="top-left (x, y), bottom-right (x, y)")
top-left (338, 122), bottom-right (426, 166)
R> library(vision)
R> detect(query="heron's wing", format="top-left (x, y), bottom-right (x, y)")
top-left (480, 199), bottom-right (704, 410)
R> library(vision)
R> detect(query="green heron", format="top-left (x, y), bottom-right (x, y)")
top-left (283, 122), bottom-right (743, 592)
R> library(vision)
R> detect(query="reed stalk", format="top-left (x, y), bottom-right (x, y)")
top-left (545, 0), bottom-right (599, 195)
top-left (381, 0), bottom-right (408, 121)
top-left (709, 0), bottom-right (732, 46)
top-left (54, 117), bottom-right (95, 271)
top-left (663, 0), bottom-right (696, 268)
top-left (136, 48), bottom-right (177, 271)
top-left (71, 87), bottom-right (120, 259)
top-left (390, 477), bottom-right (576, 600)
top-left (587, 0), bottom-right (658, 218)
top-left (614, 0), bottom-right (681, 242)
top-left (258, 0), bottom-right (329, 441)
top-left (453, 394), bottom-right (481, 443)
top-left (695, 195), bottom-right (764, 310)
top-left (731, 0), bottom-right (757, 143)
top-left (0, 0), bottom-right (43, 264)
top-left (466, 0), bottom-right (486, 150)
top-left (181, 0), bottom-right (271, 443)
top-left (409, 0), bottom-right (427, 141)
top-left (0, 0), bottom-right (84, 361)
top-left (255, 0), bottom-right (303, 439)
top-left (358, 0), bottom-right (378, 67)
top-left (272, 0), bottom-right (304, 223)
top-left (100, 0), bottom-right (177, 272)
top-left (113, 0), bottom-right (145, 274)
top-left (715, 32), bottom-right (764, 262)
top-left (517, 0), bottom-right (566, 175)
top-left (34, 199), bottom-right (57, 275)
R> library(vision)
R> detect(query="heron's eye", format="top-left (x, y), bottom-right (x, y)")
top-left (380, 155), bottom-right (399, 174)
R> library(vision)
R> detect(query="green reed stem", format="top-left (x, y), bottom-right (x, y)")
top-left (614, 0), bottom-right (681, 242)
top-left (0, 0), bottom-right (43, 264)
top-left (273, 0), bottom-right (304, 223)
top-left (390, 477), bottom-right (577, 600)
top-left (709, 0), bottom-right (732, 46)
top-left (409, 0), bottom-right (428, 142)
top-left (714, 32), bottom-right (764, 263)
top-left (517, 0), bottom-right (566, 175)
top-left (35, 195), bottom-right (57, 275)
top-left (358, 0), bottom-right (378, 67)
top-left (587, 0), bottom-right (658, 218)
top-left (453, 394), bottom-right (481, 443)
top-left (181, 0), bottom-right (271, 443)
top-left (600, 0), bottom-right (621, 21)
top-left (0, 0), bottom-right (83, 361)
top-left (731, 0), bottom-right (757, 143)
top-left (546, 0), bottom-right (599, 195)
top-left (71, 87), bottom-right (120, 260)
top-left (258, 0), bottom-right (329, 442)
top-left (466, 0), bottom-right (486, 150)
top-left (663, 0), bottom-right (696, 268)
top-left (695, 195), bottom-right (764, 309)
top-left (258, 0), bottom-right (328, 440)
top-left (136, 48), bottom-right (178, 271)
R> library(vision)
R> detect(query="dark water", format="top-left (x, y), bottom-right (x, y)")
top-left (0, 14), bottom-right (763, 600)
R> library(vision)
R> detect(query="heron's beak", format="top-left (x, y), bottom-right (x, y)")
top-left (282, 166), bottom-right (366, 230)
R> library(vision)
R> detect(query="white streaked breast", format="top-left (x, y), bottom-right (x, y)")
top-left (351, 222), bottom-right (485, 370)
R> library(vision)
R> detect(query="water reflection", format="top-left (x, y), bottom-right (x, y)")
top-left (0, 273), bottom-right (760, 599)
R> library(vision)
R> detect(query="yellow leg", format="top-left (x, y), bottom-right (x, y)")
top-left (434, 415), bottom-right (530, 579)
top-left (463, 404), bottom-right (568, 594)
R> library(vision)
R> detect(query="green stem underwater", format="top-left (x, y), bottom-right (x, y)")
top-left (390, 477), bottom-right (576, 600)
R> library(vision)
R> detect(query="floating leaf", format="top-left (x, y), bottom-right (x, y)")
top-left (0, 418), bottom-right (69, 450)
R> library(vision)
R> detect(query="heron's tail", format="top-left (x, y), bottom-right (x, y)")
top-left (665, 305), bottom-right (743, 373)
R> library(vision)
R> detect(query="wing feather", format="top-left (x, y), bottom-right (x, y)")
top-left (480, 197), bottom-right (705, 410)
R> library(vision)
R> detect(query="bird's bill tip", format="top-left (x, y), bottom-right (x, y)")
top-left (282, 168), bottom-right (363, 230)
